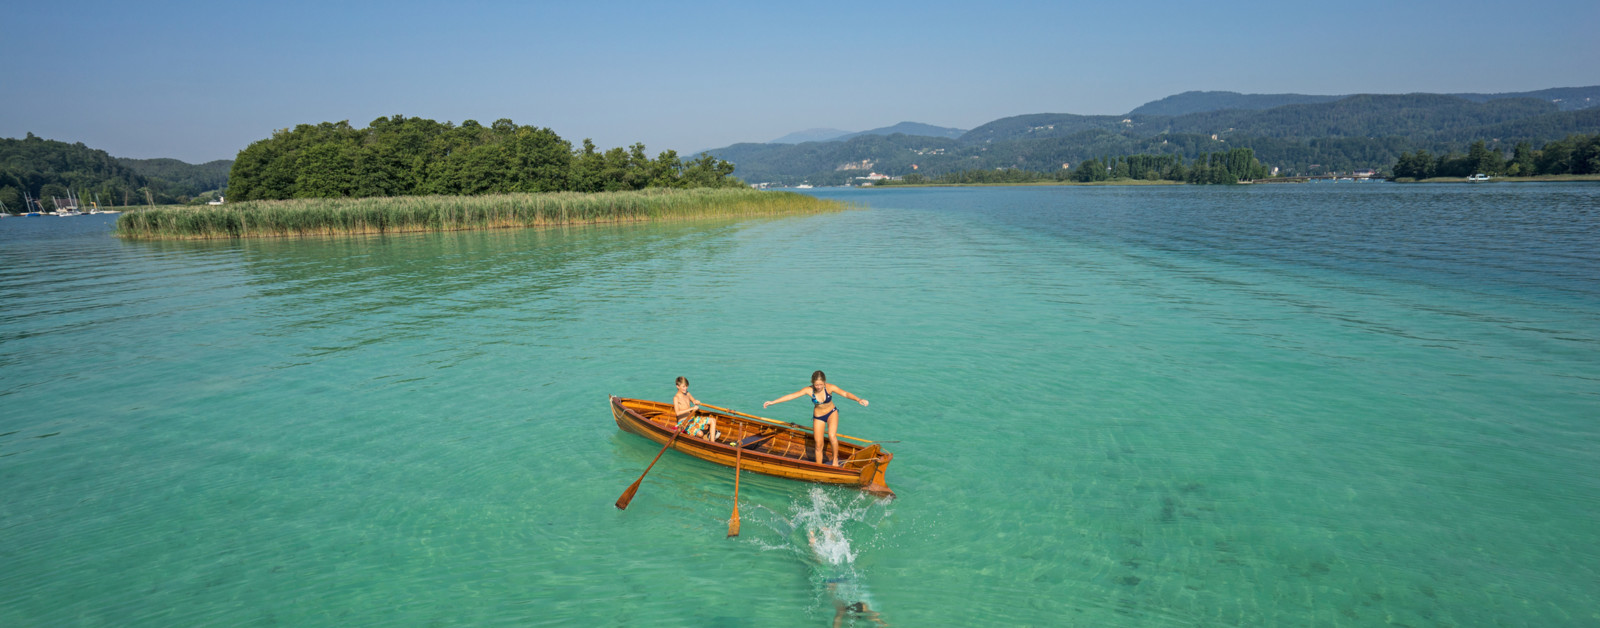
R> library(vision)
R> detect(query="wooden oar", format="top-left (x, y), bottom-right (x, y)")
top-left (728, 445), bottom-right (743, 537)
top-left (723, 430), bottom-right (784, 537)
top-left (698, 402), bottom-right (810, 431)
top-left (615, 428), bottom-right (681, 510)
top-left (698, 402), bottom-right (886, 446)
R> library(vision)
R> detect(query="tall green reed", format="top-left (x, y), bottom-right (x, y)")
top-left (115, 188), bottom-right (848, 239)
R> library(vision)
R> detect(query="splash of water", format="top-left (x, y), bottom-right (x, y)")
top-left (745, 487), bottom-right (893, 621)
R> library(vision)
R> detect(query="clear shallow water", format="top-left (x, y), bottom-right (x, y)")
top-left (1, 184), bottom-right (1597, 626)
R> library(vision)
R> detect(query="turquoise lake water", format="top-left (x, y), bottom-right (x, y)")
top-left (2, 184), bottom-right (1597, 626)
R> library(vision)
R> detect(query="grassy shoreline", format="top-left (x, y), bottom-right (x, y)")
top-left (114, 188), bottom-right (845, 239)
top-left (1393, 174), bottom-right (1600, 183)
top-left (871, 179), bottom-right (1184, 189)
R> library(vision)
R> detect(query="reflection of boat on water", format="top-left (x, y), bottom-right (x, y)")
top-left (610, 396), bottom-right (895, 496)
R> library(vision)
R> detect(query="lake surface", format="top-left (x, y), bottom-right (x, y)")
top-left (2, 183), bottom-right (1597, 626)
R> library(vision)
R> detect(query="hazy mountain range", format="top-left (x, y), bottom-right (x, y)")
top-left (1127, 86), bottom-right (1600, 117)
top-left (713, 86), bottom-right (1600, 185)
top-left (770, 122), bottom-right (968, 144)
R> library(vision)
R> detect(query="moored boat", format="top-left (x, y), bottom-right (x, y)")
top-left (610, 395), bottom-right (894, 497)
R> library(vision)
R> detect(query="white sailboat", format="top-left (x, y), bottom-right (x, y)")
top-left (53, 191), bottom-right (84, 216)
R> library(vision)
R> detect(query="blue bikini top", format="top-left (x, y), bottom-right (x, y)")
top-left (811, 386), bottom-right (832, 405)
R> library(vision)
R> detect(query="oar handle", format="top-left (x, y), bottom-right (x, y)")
top-left (698, 402), bottom-right (878, 446)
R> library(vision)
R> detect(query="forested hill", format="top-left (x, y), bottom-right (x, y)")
top-left (0, 134), bottom-right (237, 210)
top-left (835, 122), bottom-right (966, 142)
top-left (706, 88), bottom-right (1600, 185)
top-left (1450, 86), bottom-right (1600, 110)
top-left (1130, 92), bottom-right (1343, 116)
top-left (1, 134), bottom-right (148, 210)
top-left (117, 158), bottom-right (233, 202)
top-left (961, 113), bottom-right (1130, 144)
top-left (1154, 94), bottom-right (1558, 139)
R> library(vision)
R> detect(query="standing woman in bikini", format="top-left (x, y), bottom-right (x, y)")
top-left (764, 371), bottom-right (868, 466)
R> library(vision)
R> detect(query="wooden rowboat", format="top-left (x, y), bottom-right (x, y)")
top-left (610, 396), bottom-right (895, 497)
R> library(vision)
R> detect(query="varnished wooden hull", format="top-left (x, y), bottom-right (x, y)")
top-left (610, 396), bottom-right (894, 497)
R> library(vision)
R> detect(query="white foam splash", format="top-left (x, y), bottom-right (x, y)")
top-left (742, 487), bottom-right (893, 619)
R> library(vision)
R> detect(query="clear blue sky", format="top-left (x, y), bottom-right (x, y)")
top-left (5, 0), bottom-right (1597, 163)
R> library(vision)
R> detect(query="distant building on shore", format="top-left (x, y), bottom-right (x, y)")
top-left (852, 172), bottom-right (899, 186)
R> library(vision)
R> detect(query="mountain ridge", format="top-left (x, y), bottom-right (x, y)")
top-left (1131, 86), bottom-right (1600, 117)
top-left (769, 121), bottom-right (966, 145)
top-left (708, 87), bottom-right (1600, 185)
top-left (769, 128), bottom-right (853, 144)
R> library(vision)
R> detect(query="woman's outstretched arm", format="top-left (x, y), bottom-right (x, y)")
top-left (828, 384), bottom-right (869, 406)
top-left (764, 389), bottom-right (810, 408)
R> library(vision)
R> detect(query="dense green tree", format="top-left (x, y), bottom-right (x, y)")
top-left (571, 139), bottom-right (607, 193)
top-left (1465, 140), bottom-right (1504, 175)
top-left (39, 183), bottom-right (69, 209)
top-left (295, 142), bottom-right (361, 198)
top-left (680, 153), bottom-right (741, 188)
top-left (1072, 159), bottom-right (1110, 182)
top-left (507, 126), bottom-right (572, 192)
top-left (1508, 142), bottom-right (1536, 176)
top-left (224, 116), bottom-right (740, 200)
top-left (1573, 135), bottom-right (1600, 174)
top-left (1534, 139), bottom-right (1574, 175)
top-left (1391, 133), bottom-right (1600, 178)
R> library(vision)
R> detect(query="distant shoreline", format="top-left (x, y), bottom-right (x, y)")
top-left (857, 179), bottom-right (1185, 189)
top-left (1392, 174), bottom-right (1600, 184)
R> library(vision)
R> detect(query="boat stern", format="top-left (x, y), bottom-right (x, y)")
top-left (858, 451), bottom-right (895, 498)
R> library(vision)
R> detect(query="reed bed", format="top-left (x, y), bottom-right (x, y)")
top-left (115, 188), bottom-right (847, 239)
